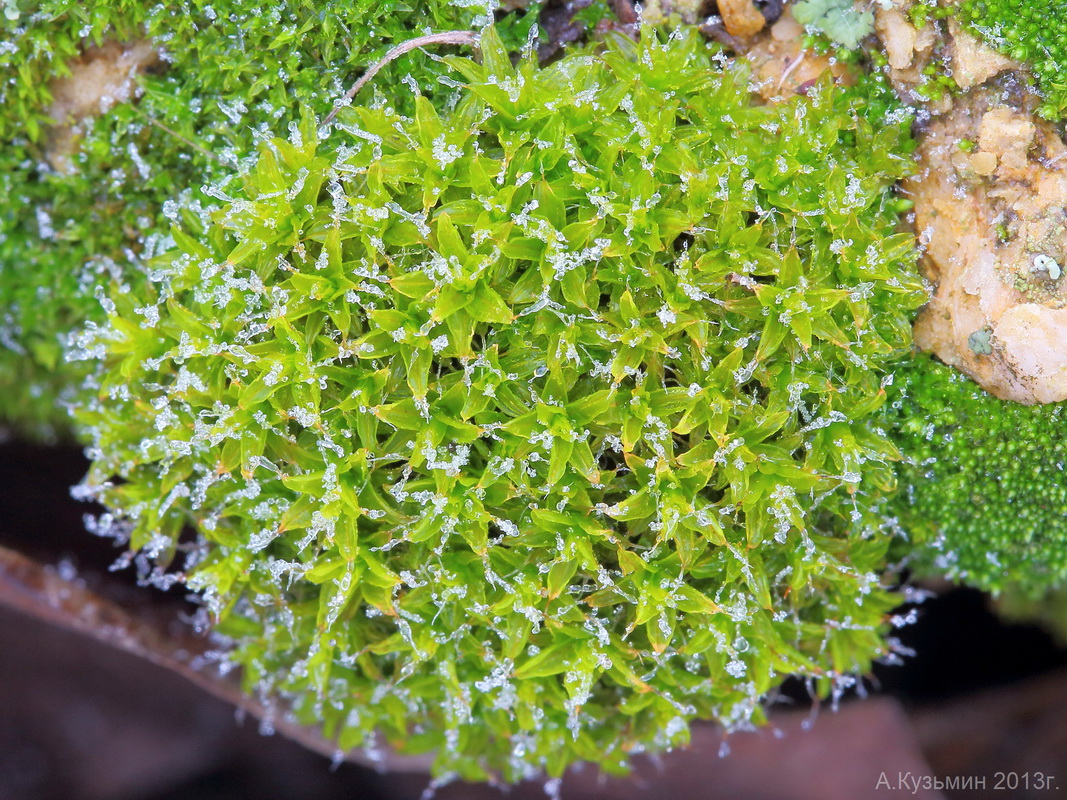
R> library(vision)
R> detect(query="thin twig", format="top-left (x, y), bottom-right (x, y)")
top-left (323, 31), bottom-right (478, 126)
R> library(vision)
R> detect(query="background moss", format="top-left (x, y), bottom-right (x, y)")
top-left (890, 355), bottom-right (1067, 598)
top-left (72, 25), bottom-right (924, 780)
top-left (0, 0), bottom-right (538, 436)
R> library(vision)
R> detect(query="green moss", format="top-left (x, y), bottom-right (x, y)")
top-left (0, 0), bottom-right (538, 435)
top-left (957, 0), bottom-right (1067, 119)
top-left (890, 355), bottom-right (1067, 598)
top-left (73, 25), bottom-right (924, 780)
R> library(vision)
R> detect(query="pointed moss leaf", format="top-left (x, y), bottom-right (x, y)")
top-left (607, 489), bottom-right (656, 521)
top-left (617, 549), bottom-right (644, 576)
top-left (478, 25), bottom-right (516, 84)
top-left (673, 585), bottom-right (722, 615)
top-left (513, 640), bottom-right (575, 679)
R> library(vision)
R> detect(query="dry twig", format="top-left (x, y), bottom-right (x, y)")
top-left (323, 31), bottom-right (479, 126)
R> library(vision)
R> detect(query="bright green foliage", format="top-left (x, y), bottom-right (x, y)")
top-left (997, 585), bottom-right (1067, 645)
top-left (0, 0), bottom-right (535, 434)
top-left (74, 27), bottom-right (923, 781)
top-left (957, 0), bottom-right (1067, 119)
top-left (890, 356), bottom-right (1067, 598)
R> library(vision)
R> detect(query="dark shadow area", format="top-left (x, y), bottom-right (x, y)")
top-left (3, 440), bottom-right (1067, 800)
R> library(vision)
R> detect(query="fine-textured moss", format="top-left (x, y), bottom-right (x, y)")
top-left (73, 25), bottom-right (923, 781)
top-left (957, 0), bottom-right (1067, 119)
top-left (890, 356), bottom-right (1067, 597)
top-left (0, 0), bottom-right (537, 435)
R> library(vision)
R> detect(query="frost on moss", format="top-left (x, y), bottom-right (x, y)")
top-left (957, 0), bottom-right (1067, 119)
top-left (0, 0), bottom-right (536, 434)
top-left (891, 356), bottom-right (1067, 598)
top-left (72, 26), bottom-right (924, 779)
